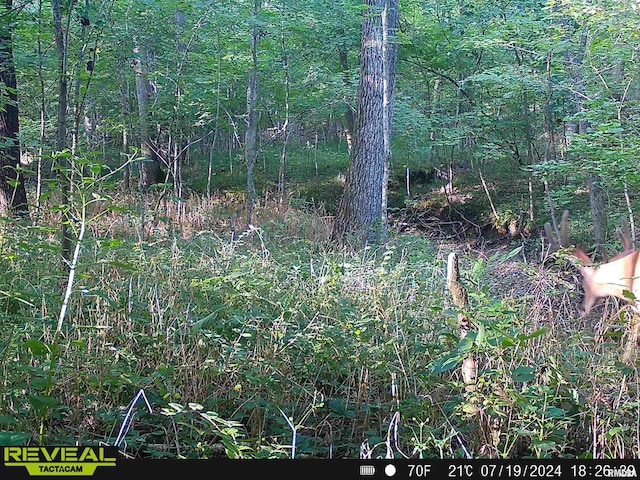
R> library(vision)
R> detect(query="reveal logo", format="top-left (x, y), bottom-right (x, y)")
top-left (3, 446), bottom-right (117, 476)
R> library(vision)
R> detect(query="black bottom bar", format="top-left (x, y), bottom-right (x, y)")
top-left (2, 456), bottom-right (640, 479)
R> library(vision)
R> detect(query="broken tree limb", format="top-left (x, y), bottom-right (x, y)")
top-left (447, 252), bottom-right (477, 390)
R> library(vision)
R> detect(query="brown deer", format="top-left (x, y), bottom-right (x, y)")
top-left (545, 210), bottom-right (640, 316)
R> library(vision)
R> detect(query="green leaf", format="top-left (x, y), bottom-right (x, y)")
top-left (0, 432), bottom-right (31, 446)
top-left (511, 366), bottom-right (536, 382)
top-left (22, 339), bottom-right (50, 356)
top-left (545, 407), bottom-right (567, 418)
top-left (28, 395), bottom-right (61, 415)
top-left (525, 328), bottom-right (547, 339)
top-left (429, 352), bottom-right (463, 374)
top-left (0, 415), bottom-right (16, 425)
top-left (108, 261), bottom-right (137, 271)
top-left (531, 439), bottom-right (556, 452)
top-left (458, 334), bottom-right (475, 352)
top-left (30, 376), bottom-right (48, 389)
top-left (500, 246), bottom-right (523, 262)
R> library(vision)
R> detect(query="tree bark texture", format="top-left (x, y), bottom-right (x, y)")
top-left (52, 0), bottom-right (72, 265)
top-left (333, 0), bottom-right (398, 245)
top-left (381, 0), bottom-right (398, 237)
top-left (0, 0), bottom-right (28, 216)
top-left (133, 38), bottom-right (163, 190)
top-left (245, 73), bottom-right (258, 226)
top-left (338, 36), bottom-right (355, 153)
top-left (52, 0), bottom-right (68, 153)
top-left (564, 27), bottom-right (608, 258)
top-left (277, 30), bottom-right (290, 206)
top-left (244, 0), bottom-right (260, 226)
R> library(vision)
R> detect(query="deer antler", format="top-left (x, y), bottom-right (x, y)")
top-left (544, 211), bottom-right (640, 318)
top-left (544, 210), bottom-right (591, 264)
top-left (544, 222), bottom-right (560, 256)
top-left (616, 218), bottom-right (633, 252)
top-left (544, 210), bottom-right (569, 257)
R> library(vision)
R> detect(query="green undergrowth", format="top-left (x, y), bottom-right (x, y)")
top-left (1, 194), bottom-right (639, 459)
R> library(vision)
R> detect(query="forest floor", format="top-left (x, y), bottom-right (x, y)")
top-left (2, 147), bottom-right (639, 458)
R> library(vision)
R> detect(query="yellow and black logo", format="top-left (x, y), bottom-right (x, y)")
top-left (3, 446), bottom-right (117, 476)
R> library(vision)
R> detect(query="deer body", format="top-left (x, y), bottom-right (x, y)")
top-left (577, 249), bottom-right (640, 315)
top-left (546, 211), bottom-right (639, 316)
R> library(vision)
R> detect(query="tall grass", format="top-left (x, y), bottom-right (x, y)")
top-left (1, 191), bottom-right (639, 458)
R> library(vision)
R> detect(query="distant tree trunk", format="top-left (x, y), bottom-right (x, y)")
top-left (70, 4), bottom-right (90, 157)
top-left (542, 52), bottom-right (560, 235)
top-left (169, 7), bottom-right (188, 214)
top-left (35, 0), bottom-right (47, 208)
top-left (564, 28), bottom-right (608, 257)
top-left (0, 0), bottom-right (28, 216)
top-left (587, 173), bottom-right (607, 252)
top-left (332, 0), bottom-right (398, 245)
top-left (277, 28), bottom-right (290, 206)
top-left (612, 61), bottom-right (637, 244)
top-left (338, 34), bottom-right (354, 153)
top-left (245, 0), bottom-right (260, 226)
top-left (118, 61), bottom-right (132, 190)
top-left (52, 0), bottom-right (73, 265)
top-left (381, 0), bottom-right (398, 237)
top-left (207, 28), bottom-right (223, 200)
top-left (132, 37), bottom-right (162, 190)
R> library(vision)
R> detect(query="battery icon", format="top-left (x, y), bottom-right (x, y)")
top-left (360, 465), bottom-right (376, 476)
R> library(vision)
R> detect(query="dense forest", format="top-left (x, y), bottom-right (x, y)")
top-left (2, 0), bottom-right (640, 460)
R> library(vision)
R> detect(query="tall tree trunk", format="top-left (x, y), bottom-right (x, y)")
top-left (332, 0), bottom-right (398, 245)
top-left (565, 28), bottom-right (608, 257)
top-left (338, 33), bottom-right (354, 154)
top-left (542, 52), bottom-right (560, 236)
top-left (207, 28), bottom-right (222, 200)
top-left (245, 0), bottom-right (260, 227)
top-left (170, 7), bottom-right (186, 213)
top-left (35, 0), bottom-right (47, 208)
top-left (0, 0), bottom-right (28, 216)
top-left (118, 60), bottom-right (132, 190)
top-left (277, 28), bottom-right (290, 206)
top-left (132, 37), bottom-right (162, 190)
top-left (70, 2), bottom-right (88, 156)
top-left (52, 0), bottom-right (73, 265)
top-left (381, 0), bottom-right (398, 238)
